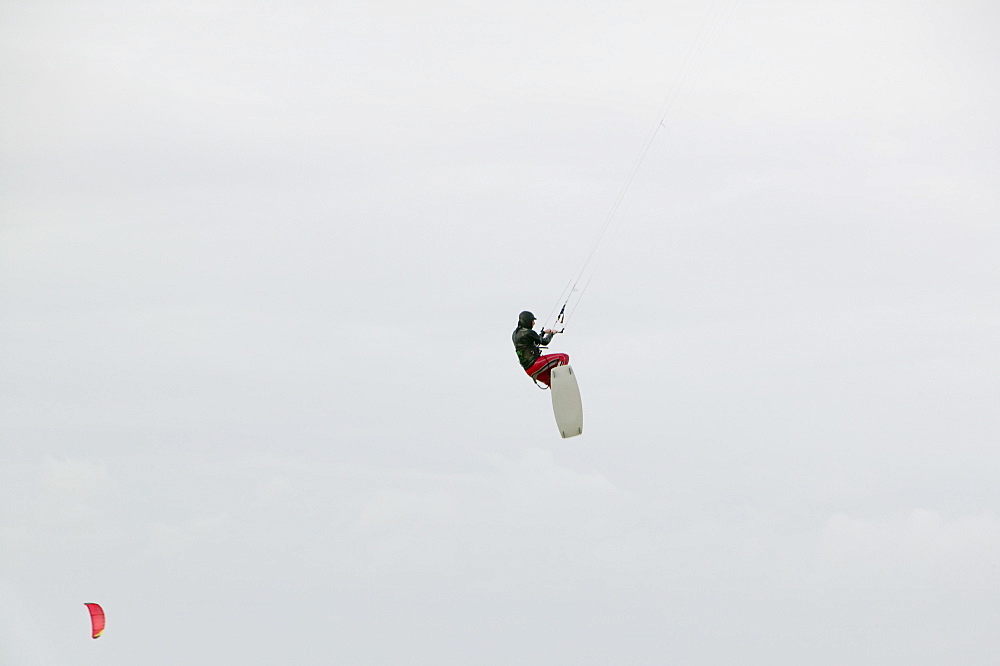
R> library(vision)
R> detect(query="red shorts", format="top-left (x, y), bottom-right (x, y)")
top-left (524, 353), bottom-right (570, 387)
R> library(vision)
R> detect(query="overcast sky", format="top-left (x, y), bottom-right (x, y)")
top-left (2, 0), bottom-right (999, 664)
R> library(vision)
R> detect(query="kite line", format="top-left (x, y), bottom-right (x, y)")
top-left (544, 0), bottom-right (741, 331)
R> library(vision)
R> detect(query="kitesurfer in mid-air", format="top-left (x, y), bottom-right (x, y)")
top-left (513, 310), bottom-right (569, 387)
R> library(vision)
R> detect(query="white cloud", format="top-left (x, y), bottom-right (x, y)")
top-left (0, 458), bottom-right (110, 553)
top-left (146, 512), bottom-right (232, 559)
top-left (232, 448), bottom-right (643, 580)
top-left (42, 456), bottom-right (108, 497)
top-left (819, 509), bottom-right (1000, 591)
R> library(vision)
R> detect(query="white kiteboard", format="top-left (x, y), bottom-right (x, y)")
top-left (550, 365), bottom-right (583, 438)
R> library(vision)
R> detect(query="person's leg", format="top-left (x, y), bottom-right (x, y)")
top-left (524, 353), bottom-right (570, 386)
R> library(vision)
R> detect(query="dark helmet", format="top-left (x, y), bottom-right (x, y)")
top-left (518, 311), bottom-right (536, 328)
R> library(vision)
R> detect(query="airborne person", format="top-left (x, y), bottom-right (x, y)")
top-left (512, 310), bottom-right (569, 387)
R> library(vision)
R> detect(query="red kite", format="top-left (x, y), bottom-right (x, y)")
top-left (84, 603), bottom-right (105, 639)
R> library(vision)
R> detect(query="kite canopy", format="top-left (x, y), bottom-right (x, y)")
top-left (84, 603), bottom-right (105, 639)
